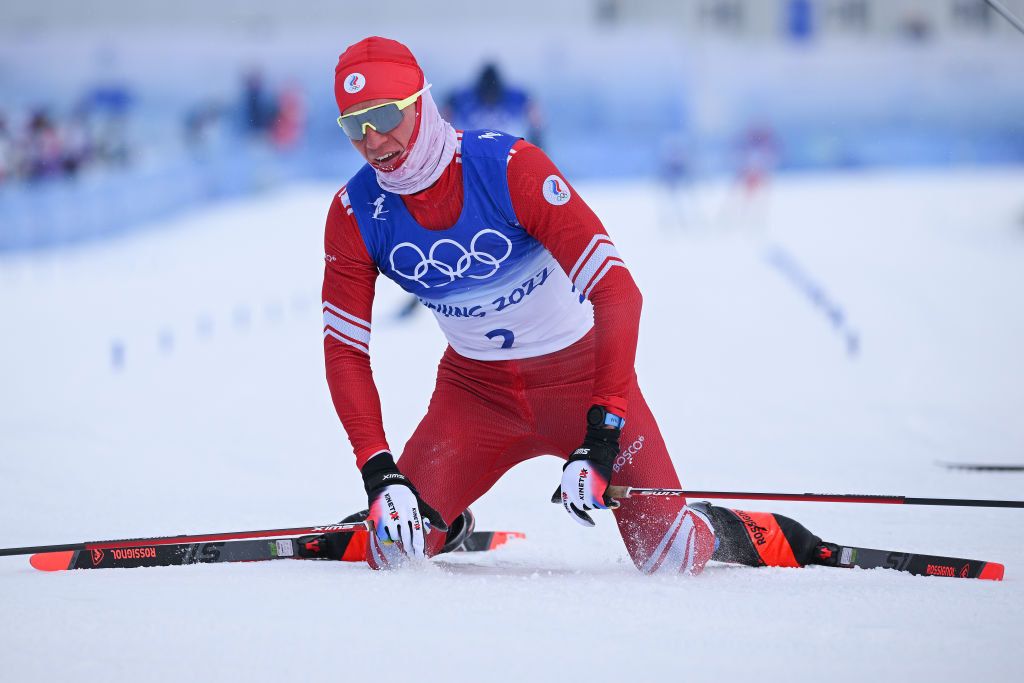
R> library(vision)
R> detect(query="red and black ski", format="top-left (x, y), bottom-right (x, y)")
top-left (812, 542), bottom-right (1004, 580)
top-left (2, 526), bottom-right (524, 572)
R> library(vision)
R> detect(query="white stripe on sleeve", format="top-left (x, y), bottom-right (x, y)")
top-left (338, 188), bottom-right (353, 216)
top-left (322, 301), bottom-right (371, 355)
top-left (569, 235), bottom-right (626, 298)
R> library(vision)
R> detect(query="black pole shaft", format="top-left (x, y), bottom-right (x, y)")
top-left (0, 542), bottom-right (86, 557)
top-left (903, 496), bottom-right (1024, 508)
top-left (0, 522), bottom-right (365, 557)
top-left (611, 487), bottom-right (1024, 508)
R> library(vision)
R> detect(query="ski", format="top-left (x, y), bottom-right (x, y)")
top-left (811, 541), bottom-right (1004, 580)
top-left (456, 530), bottom-right (525, 552)
top-left (22, 528), bottom-right (525, 572)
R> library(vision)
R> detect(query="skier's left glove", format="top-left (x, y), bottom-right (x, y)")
top-left (361, 452), bottom-right (446, 568)
top-left (554, 408), bottom-right (623, 527)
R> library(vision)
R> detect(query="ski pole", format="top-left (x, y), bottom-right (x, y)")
top-left (986, 0), bottom-right (1024, 35)
top-left (604, 486), bottom-right (1024, 508)
top-left (0, 522), bottom-right (367, 557)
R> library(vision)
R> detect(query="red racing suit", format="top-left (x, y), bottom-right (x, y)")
top-left (323, 132), bottom-right (699, 573)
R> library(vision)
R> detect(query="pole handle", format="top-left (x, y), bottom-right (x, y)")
top-left (606, 485), bottom-right (633, 499)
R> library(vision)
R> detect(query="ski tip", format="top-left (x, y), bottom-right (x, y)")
top-left (978, 562), bottom-right (1004, 581)
top-left (30, 551), bottom-right (74, 572)
top-left (487, 531), bottom-right (526, 550)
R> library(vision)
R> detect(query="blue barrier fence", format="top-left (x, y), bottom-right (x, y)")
top-left (0, 142), bottom-right (327, 251)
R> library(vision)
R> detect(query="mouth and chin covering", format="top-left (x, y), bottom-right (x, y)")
top-left (374, 89), bottom-right (458, 196)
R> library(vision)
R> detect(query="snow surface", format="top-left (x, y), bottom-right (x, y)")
top-left (1, 169), bottom-right (1022, 681)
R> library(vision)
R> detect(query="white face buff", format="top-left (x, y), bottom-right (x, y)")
top-left (374, 88), bottom-right (457, 196)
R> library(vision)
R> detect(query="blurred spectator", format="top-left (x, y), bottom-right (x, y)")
top-left (700, 0), bottom-right (745, 33)
top-left (242, 69), bottom-right (278, 135)
top-left (713, 122), bottom-right (780, 228)
top-left (595, 0), bottom-right (620, 24)
top-left (395, 64), bottom-right (543, 319)
top-left (24, 109), bottom-right (65, 179)
top-left (444, 63), bottom-right (544, 147)
top-left (0, 83), bottom-right (136, 185)
top-left (83, 81), bottom-right (134, 165)
top-left (900, 12), bottom-right (933, 41)
top-left (785, 0), bottom-right (814, 41)
top-left (237, 69), bottom-right (306, 152)
top-left (832, 0), bottom-right (869, 32)
top-left (657, 133), bottom-right (697, 228)
top-left (737, 123), bottom-right (779, 198)
top-left (0, 111), bottom-right (13, 184)
top-left (660, 134), bottom-right (692, 187)
top-left (61, 105), bottom-right (94, 176)
top-left (270, 81), bottom-right (305, 151)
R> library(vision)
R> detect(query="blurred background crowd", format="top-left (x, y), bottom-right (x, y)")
top-left (1, 0), bottom-right (1021, 250)
top-left (0, 81), bottom-right (134, 185)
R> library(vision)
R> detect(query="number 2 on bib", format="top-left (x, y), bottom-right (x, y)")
top-left (485, 329), bottom-right (515, 349)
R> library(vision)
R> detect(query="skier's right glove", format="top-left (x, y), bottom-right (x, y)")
top-left (361, 451), bottom-right (446, 568)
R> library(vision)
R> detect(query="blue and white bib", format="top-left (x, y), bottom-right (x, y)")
top-left (345, 130), bottom-right (592, 360)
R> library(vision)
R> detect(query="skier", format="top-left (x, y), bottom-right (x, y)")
top-left (322, 36), bottom-right (820, 573)
top-left (443, 62), bottom-right (543, 147)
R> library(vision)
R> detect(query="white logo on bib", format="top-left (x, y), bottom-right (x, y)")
top-left (389, 229), bottom-right (513, 289)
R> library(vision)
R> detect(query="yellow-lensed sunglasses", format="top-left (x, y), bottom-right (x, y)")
top-left (337, 84), bottom-right (431, 140)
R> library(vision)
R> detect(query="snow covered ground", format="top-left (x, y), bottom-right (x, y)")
top-left (1, 168), bottom-right (1022, 681)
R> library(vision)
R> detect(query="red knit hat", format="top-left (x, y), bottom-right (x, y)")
top-left (334, 37), bottom-right (425, 115)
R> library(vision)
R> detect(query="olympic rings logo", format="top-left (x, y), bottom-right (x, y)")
top-left (389, 229), bottom-right (513, 288)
